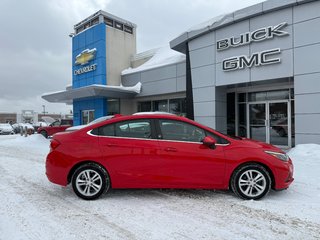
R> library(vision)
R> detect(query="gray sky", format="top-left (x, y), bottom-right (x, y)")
top-left (0, 0), bottom-right (264, 114)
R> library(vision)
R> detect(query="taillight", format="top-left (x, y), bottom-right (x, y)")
top-left (50, 139), bottom-right (60, 150)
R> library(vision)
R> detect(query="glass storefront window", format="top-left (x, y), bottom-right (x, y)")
top-left (137, 98), bottom-right (186, 116)
top-left (249, 90), bottom-right (290, 102)
top-left (138, 101), bottom-right (152, 112)
top-left (169, 98), bottom-right (186, 116)
top-left (267, 90), bottom-right (289, 100)
top-left (238, 104), bottom-right (247, 137)
top-left (153, 100), bottom-right (168, 112)
top-left (227, 93), bottom-right (235, 136)
top-left (107, 99), bottom-right (120, 115)
top-left (238, 93), bottom-right (246, 103)
top-left (291, 100), bottom-right (295, 146)
top-left (290, 89), bottom-right (294, 99)
top-left (82, 110), bottom-right (95, 125)
top-left (249, 92), bottom-right (267, 102)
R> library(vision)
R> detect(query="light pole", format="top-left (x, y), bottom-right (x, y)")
top-left (42, 105), bottom-right (46, 116)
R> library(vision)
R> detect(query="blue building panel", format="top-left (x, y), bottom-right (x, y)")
top-left (72, 23), bottom-right (107, 89)
top-left (72, 23), bottom-right (108, 125)
top-left (73, 98), bottom-right (107, 126)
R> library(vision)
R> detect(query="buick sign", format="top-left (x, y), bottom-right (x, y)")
top-left (217, 22), bottom-right (289, 51)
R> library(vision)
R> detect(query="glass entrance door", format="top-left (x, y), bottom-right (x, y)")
top-left (248, 101), bottom-right (290, 147)
top-left (249, 103), bottom-right (267, 142)
top-left (269, 102), bottom-right (289, 146)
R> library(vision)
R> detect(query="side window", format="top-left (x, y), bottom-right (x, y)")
top-left (115, 120), bottom-right (151, 139)
top-left (206, 131), bottom-right (229, 144)
top-left (90, 124), bottom-right (115, 136)
top-left (51, 121), bottom-right (60, 127)
top-left (99, 124), bottom-right (115, 136)
top-left (159, 120), bottom-right (205, 142)
top-left (61, 120), bottom-right (72, 126)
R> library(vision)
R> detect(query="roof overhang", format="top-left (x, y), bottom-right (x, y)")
top-left (42, 83), bottom-right (141, 103)
top-left (170, 0), bottom-right (316, 53)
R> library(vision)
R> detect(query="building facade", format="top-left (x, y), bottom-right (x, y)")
top-left (43, 0), bottom-right (320, 148)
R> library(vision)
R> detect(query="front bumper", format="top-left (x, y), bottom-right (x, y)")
top-left (274, 159), bottom-right (294, 190)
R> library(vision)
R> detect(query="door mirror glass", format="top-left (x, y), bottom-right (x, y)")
top-left (202, 136), bottom-right (217, 149)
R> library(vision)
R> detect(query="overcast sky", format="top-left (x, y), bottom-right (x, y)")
top-left (0, 0), bottom-right (264, 114)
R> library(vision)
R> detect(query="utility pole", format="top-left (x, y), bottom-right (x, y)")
top-left (42, 105), bottom-right (46, 115)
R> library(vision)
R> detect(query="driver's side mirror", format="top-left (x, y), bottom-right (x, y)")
top-left (202, 136), bottom-right (217, 149)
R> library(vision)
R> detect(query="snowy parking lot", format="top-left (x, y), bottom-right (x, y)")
top-left (1, 134), bottom-right (320, 240)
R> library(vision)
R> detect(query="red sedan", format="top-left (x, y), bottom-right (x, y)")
top-left (46, 114), bottom-right (294, 200)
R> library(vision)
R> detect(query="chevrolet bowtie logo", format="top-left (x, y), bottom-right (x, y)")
top-left (75, 48), bottom-right (97, 65)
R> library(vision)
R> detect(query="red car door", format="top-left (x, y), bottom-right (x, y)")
top-left (157, 119), bottom-right (227, 189)
top-left (97, 119), bottom-right (164, 188)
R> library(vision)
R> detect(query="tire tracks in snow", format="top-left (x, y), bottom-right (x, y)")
top-left (151, 189), bottom-right (320, 239)
top-left (0, 163), bottom-right (137, 240)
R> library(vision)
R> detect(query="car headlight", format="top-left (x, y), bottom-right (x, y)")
top-left (264, 150), bottom-right (289, 162)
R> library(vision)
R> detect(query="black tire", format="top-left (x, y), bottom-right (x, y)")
top-left (71, 163), bottom-right (110, 200)
top-left (231, 164), bottom-right (271, 200)
top-left (40, 130), bottom-right (48, 138)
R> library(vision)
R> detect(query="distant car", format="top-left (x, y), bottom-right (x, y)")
top-left (18, 123), bottom-right (35, 134)
top-left (11, 123), bottom-right (21, 134)
top-left (33, 121), bottom-right (48, 132)
top-left (38, 119), bottom-right (73, 138)
top-left (0, 123), bottom-right (14, 135)
top-left (46, 114), bottom-right (294, 200)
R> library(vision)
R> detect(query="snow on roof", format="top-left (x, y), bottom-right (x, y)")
top-left (122, 45), bottom-right (186, 75)
top-left (171, 0), bottom-right (317, 52)
top-left (186, 13), bottom-right (230, 33)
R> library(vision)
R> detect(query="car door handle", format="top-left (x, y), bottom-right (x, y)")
top-left (164, 147), bottom-right (177, 152)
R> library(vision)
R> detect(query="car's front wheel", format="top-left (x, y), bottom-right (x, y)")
top-left (231, 164), bottom-right (271, 200)
top-left (71, 163), bottom-right (110, 200)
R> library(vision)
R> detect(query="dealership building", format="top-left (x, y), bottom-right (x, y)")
top-left (43, 0), bottom-right (320, 148)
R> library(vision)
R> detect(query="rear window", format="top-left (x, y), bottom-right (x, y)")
top-left (91, 120), bottom-right (152, 139)
top-left (61, 120), bottom-right (73, 125)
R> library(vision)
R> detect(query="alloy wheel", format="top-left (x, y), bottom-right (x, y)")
top-left (238, 169), bottom-right (266, 198)
top-left (75, 169), bottom-right (103, 197)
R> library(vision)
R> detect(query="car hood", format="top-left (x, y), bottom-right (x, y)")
top-left (0, 125), bottom-right (13, 131)
top-left (236, 137), bottom-right (284, 152)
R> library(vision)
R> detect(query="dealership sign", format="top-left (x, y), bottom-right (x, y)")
top-left (217, 22), bottom-right (289, 71)
top-left (74, 48), bottom-right (97, 75)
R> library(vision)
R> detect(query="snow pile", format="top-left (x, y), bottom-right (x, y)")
top-left (288, 143), bottom-right (320, 159)
top-left (122, 45), bottom-right (186, 75)
top-left (237, 144), bottom-right (320, 224)
top-left (94, 82), bottom-right (142, 93)
top-left (3, 134), bottom-right (49, 152)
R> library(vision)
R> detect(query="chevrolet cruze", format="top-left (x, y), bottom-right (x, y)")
top-left (46, 114), bottom-right (294, 200)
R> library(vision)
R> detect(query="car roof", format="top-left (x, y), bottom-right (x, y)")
top-left (83, 113), bottom-right (196, 130)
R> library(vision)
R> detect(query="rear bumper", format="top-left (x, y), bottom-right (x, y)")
top-left (45, 152), bottom-right (69, 186)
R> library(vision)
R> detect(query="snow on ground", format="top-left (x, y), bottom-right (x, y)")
top-left (0, 135), bottom-right (319, 240)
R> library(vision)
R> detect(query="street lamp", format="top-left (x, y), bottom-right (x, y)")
top-left (42, 105), bottom-right (46, 116)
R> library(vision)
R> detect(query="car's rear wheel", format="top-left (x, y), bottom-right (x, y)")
top-left (231, 164), bottom-right (271, 200)
top-left (40, 130), bottom-right (48, 138)
top-left (71, 163), bottom-right (110, 200)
